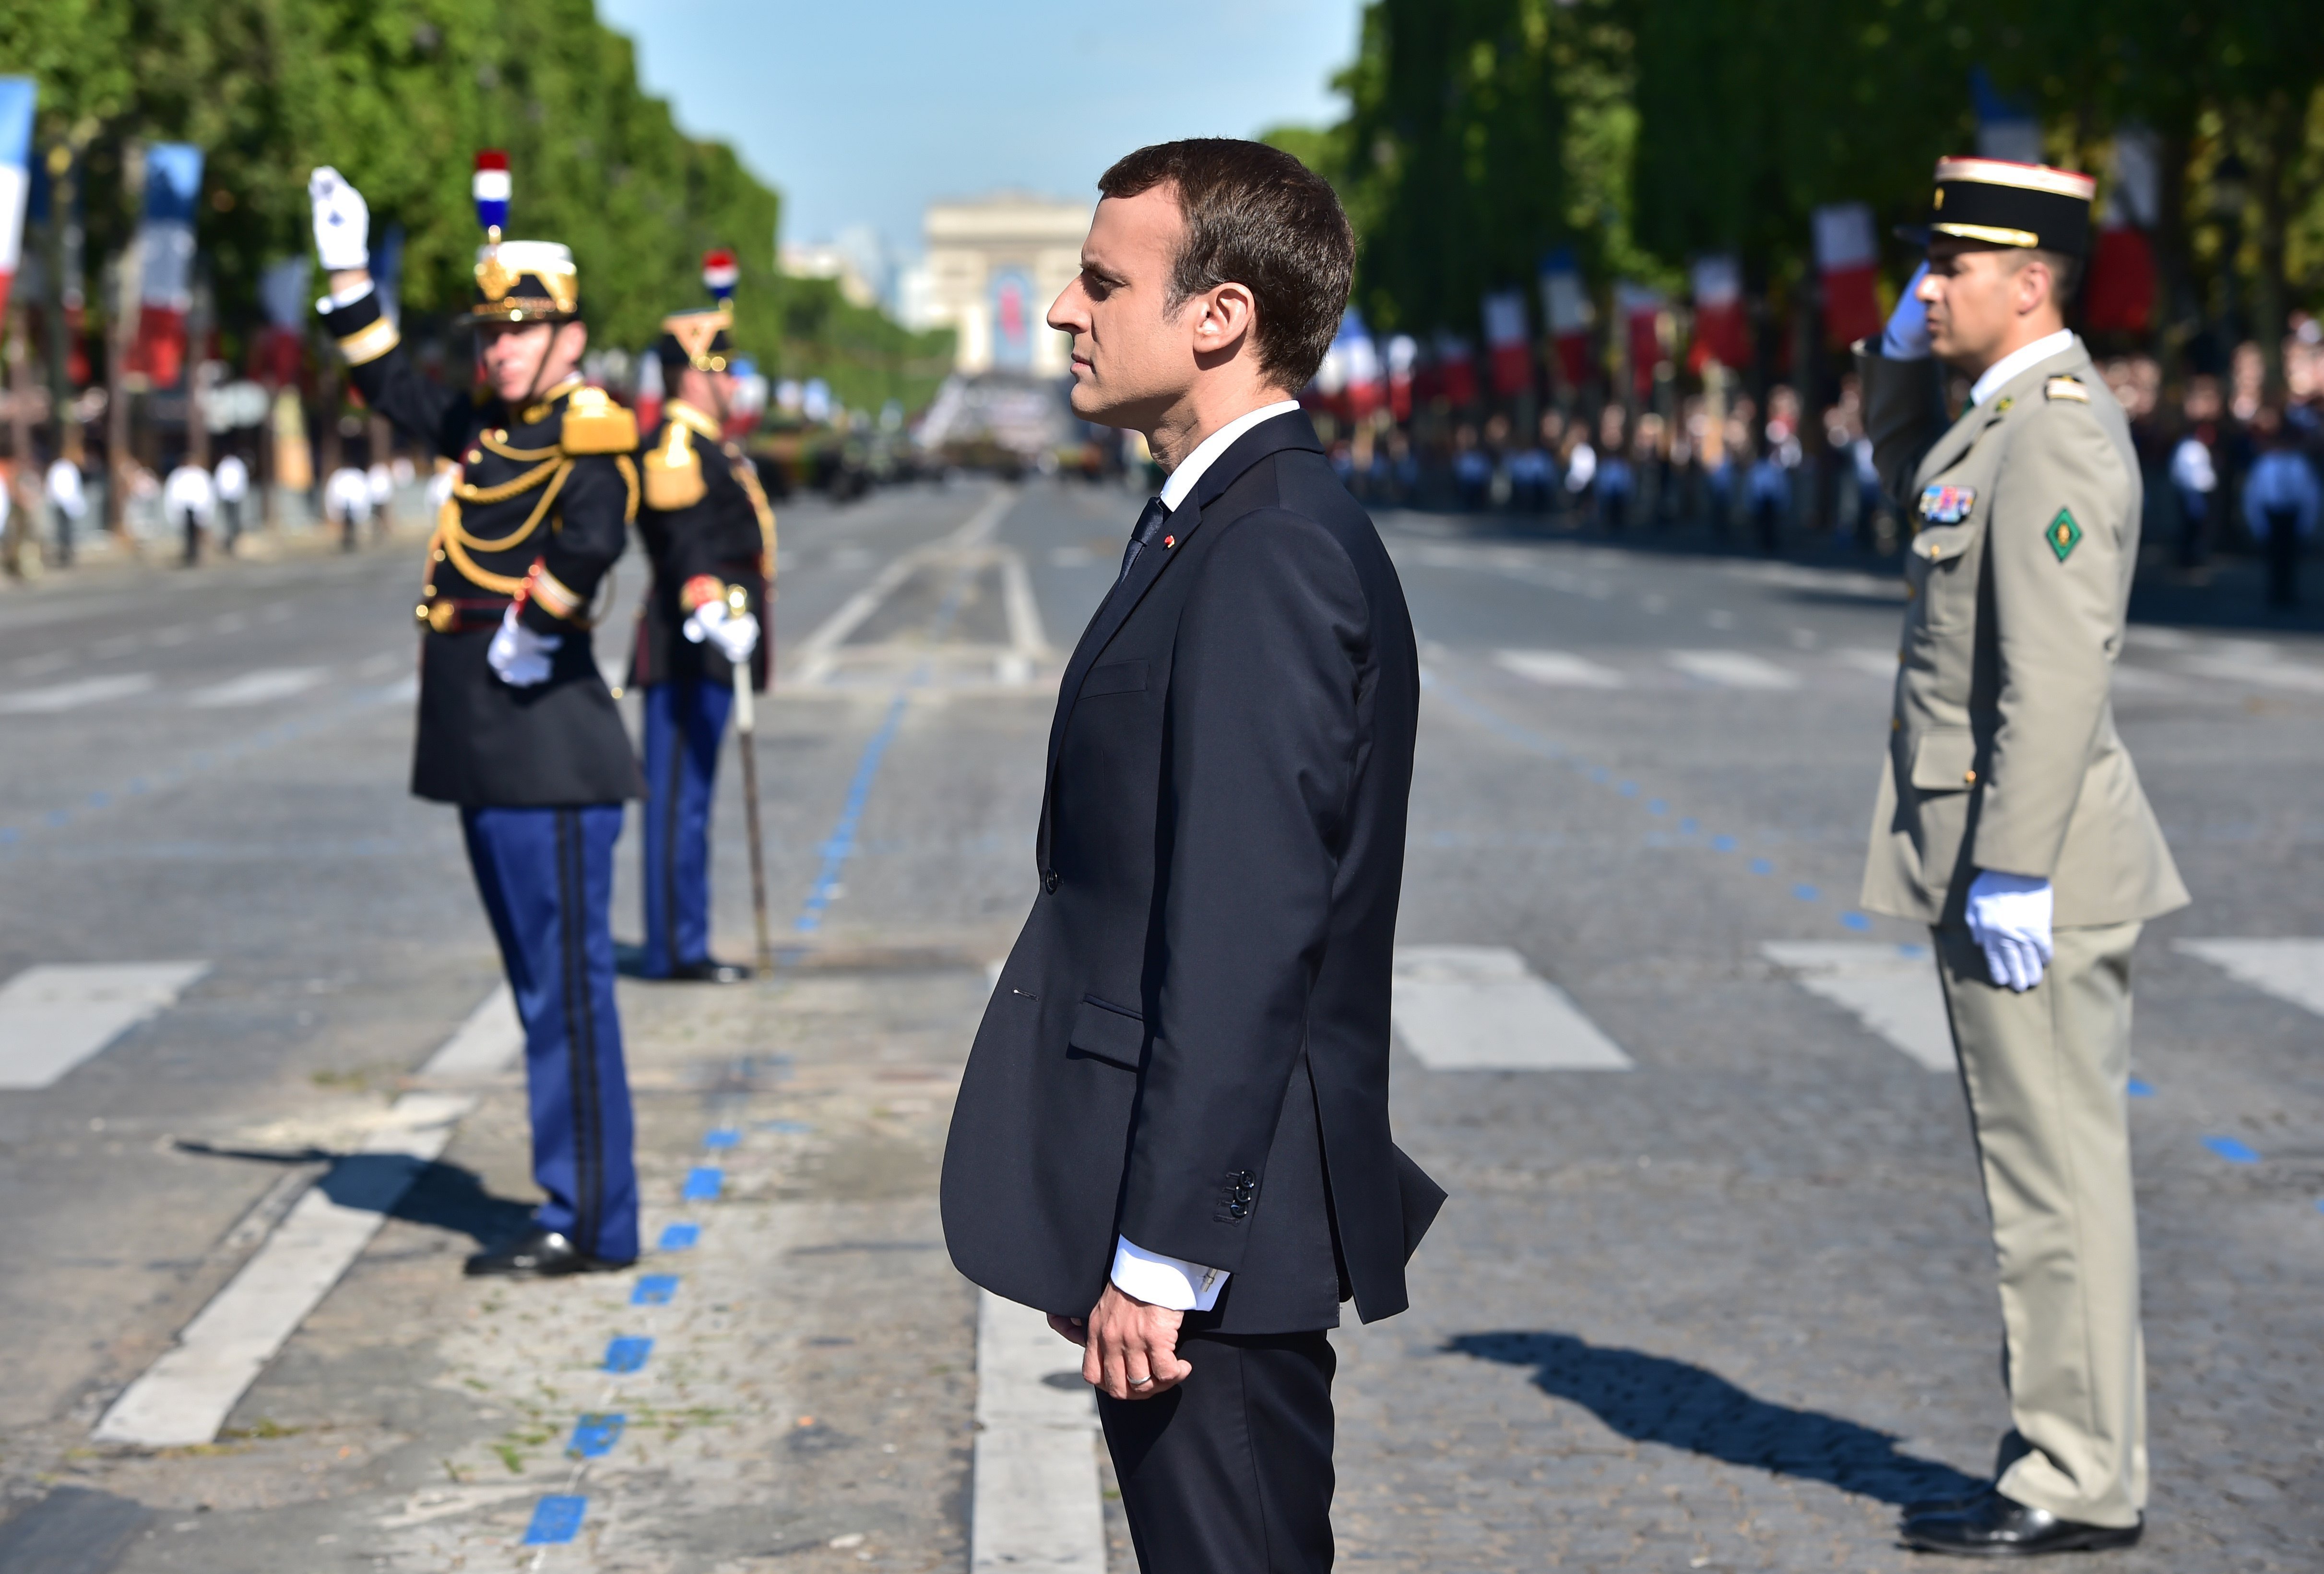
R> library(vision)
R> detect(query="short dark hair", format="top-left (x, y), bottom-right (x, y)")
top-left (1097, 138), bottom-right (1353, 391)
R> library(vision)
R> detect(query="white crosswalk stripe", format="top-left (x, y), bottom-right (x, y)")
top-left (1494, 648), bottom-right (1625, 688)
top-left (1764, 942), bottom-right (1954, 1070)
top-left (2176, 939), bottom-right (2324, 1019)
top-left (1667, 650), bottom-right (1801, 690)
top-left (0, 672), bottom-right (156, 713)
top-left (189, 667), bottom-right (328, 707)
top-left (0, 962), bottom-right (211, 1089)
top-left (1392, 946), bottom-right (1632, 1070)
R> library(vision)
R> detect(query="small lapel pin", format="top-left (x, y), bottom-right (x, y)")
top-left (1163, 535), bottom-right (1175, 549)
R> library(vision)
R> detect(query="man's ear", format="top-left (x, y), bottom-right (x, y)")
top-left (1191, 282), bottom-right (1257, 356)
top-left (2014, 257), bottom-right (2052, 317)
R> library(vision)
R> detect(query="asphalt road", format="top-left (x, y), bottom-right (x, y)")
top-left (1, 480), bottom-right (2320, 1570)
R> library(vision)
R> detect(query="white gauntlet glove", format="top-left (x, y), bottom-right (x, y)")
top-left (1965, 870), bottom-right (2053, 992)
top-left (683, 596), bottom-right (761, 665)
top-left (1881, 262), bottom-right (1931, 359)
top-left (308, 166), bottom-right (371, 273)
top-left (486, 605), bottom-right (562, 688)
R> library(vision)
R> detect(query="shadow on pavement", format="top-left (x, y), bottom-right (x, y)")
top-left (0, 1485), bottom-right (151, 1574)
top-left (172, 1140), bottom-right (534, 1248)
top-left (1451, 1330), bottom-right (1982, 1507)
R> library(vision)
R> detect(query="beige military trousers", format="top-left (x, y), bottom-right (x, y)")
top-left (1933, 921), bottom-right (2147, 1529)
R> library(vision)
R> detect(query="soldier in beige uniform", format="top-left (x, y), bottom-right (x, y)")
top-left (1856, 159), bottom-right (2188, 1557)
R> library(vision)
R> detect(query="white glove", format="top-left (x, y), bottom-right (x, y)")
top-left (1965, 870), bottom-right (2053, 992)
top-left (683, 597), bottom-right (761, 665)
top-left (486, 605), bottom-right (562, 688)
top-left (1882, 262), bottom-right (1931, 359)
top-left (308, 166), bottom-right (370, 272)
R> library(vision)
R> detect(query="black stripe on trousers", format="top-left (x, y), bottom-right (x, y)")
top-left (661, 693), bottom-right (684, 965)
top-left (556, 809), bottom-right (605, 1254)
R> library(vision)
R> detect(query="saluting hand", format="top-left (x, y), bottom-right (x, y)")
top-left (1053, 1284), bottom-right (1193, 1400)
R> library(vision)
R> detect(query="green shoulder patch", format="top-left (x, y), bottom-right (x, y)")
top-left (2046, 508), bottom-right (2083, 561)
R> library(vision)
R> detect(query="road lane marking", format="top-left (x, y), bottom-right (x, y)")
top-left (1494, 648), bottom-right (1624, 689)
top-left (90, 986), bottom-right (522, 1447)
top-left (417, 984), bottom-right (523, 1082)
top-left (1667, 650), bottom-right (1801, 690)
top-left (2177, 643), bottom-right (2324, 694)
top-left (971, 1289), bottom-right (1106, 1574)
top-left (522, 1496), bottom-right (588, 1545)
top-left (793, 488), bottom-right (1016, 685)
top-left (2175, 939), bottom-right (2324, 1018)
top-left (1392, 945), bottom-right (1632, 1070)
top-left (1762, 942), bottom-right (1954, 1071)
top-left (0, 673), bottom-right (155, 713)
top-left (189, 667), bottom-right (327, 708)
top-left (1834, 647), bottom-right (1900, 679)
top-left (0, 962), bottom-right (210, 1089)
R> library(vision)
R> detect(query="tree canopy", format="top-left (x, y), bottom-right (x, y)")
top-left (0, 0), bottom-right (950, 409)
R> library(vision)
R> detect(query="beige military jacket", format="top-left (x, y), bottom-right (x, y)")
top-left (1856, 336), bottom-right (2187, 928)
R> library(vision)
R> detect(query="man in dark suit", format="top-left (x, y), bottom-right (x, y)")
top-left (942, 139), bottom-right (1442, 1574)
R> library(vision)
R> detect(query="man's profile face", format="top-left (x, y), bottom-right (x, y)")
top-left (1047, 187), bottom-right (1190, 429)
top-left (476, 319), bottom-right (587, 404)
top-left (1918, 241), bottom-right (2045, 372)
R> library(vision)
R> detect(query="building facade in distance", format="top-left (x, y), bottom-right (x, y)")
top-left (917, 192), bottom-right (1088, 377)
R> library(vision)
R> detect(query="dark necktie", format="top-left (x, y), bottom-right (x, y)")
top-left (1116, 495), bottom-right (1169, 586)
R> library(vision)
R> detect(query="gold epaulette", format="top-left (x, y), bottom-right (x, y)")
top-left (2044, 376), bottom-right (2091, 404)
top-left (560, 386), bottom-right (639, 455)
top-left (642, 420), bottom-right (706, 510)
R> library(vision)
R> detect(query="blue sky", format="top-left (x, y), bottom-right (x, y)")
top-left (596, 0), bottom-right (1363, 262)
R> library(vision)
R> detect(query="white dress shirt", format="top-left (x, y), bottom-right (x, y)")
top-left (1968, 328), bottom-right (2076, 408)
top-left (1108, 395), bottom-right (1304, 1315)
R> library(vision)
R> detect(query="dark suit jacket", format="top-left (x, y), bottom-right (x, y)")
top-left (941, 410), bottom-right (1444, 1335)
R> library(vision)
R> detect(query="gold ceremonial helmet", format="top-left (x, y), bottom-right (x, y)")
top-left (659, 306), bottom-right (735, 372)
top-left (464, 239), bottom-right (581, 325)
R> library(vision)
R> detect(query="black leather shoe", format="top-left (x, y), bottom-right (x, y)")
top-left (667, 957), bottom-right (752, 984)
top-left (1903, 1490), bottom-right (2141, 1557)
top-left (463, 1227), bottom-right (635, 1278)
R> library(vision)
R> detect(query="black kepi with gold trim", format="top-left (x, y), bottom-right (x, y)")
top-left (1920, 157), bottom-right (2096, 257)
top-left (656, 249), bottom-right (739, 372)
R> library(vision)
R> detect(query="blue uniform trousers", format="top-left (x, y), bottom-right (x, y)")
top-left (639, 678), bottom-right (735, 976)
top-left (461, 804), bottom-right (640, 1263)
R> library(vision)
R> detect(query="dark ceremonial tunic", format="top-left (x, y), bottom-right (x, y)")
top-left (628, 401), bottom-right (776, 692)
top-left (322, 289), bottom-right (644, 806)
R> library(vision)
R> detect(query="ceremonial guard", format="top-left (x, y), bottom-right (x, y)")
top-left (308, 155), bottom-right (646, 1278)
top-left (1857, 158), bottom-right (2187, 1556)
top-left (628, 250), bottom-right (775, 982)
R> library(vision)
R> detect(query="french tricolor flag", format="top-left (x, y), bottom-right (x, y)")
top-left (0, 78), bottom-right (36, 326)
top-left (1538, 247), bottom-right (1594, 390)
top-left (474, 149), bottom-right (510, 234)
top-left (133, 143), bottom-right (203, 389)
top-left (1689, 254), bottom-right (1749, 371)
top-left (1813, 203), bottom-right (1885, 349)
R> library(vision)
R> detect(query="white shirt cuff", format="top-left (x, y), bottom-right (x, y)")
top-left (1110, 1236), bottom-right (1227, 1312)
top-left (316, 279), bottom-right (375, 314)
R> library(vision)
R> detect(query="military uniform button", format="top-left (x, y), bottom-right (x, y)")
top-left (1963, 769), bottom-right (1978, 784)
top-left (1042, 870), bottom-right (1059, 894)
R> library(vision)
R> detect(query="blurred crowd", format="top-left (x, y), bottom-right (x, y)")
top-left (1303, 318), bottom-right (2324, 605)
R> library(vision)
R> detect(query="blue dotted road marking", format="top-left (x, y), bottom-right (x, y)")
top-left (603, 1336), bottom-right (653, 1373)
top-left (1750, 859), bottom-right (1775, 875)
top-left (567, 1414), bottom-right (625, 1459)
top-left (2127, 1078), bottom-right (2156, 1098)
top-left (632, 1275), bottom-right (680, 1306)
top-left (703, 1128), bottom-right (741, 1149)
top-left (522, 1495), bottom-right (588, 1545)
top-left (1840, 911), bottom-right (1873, 931)
top-left (682, 1167), bottom-right (724, 1202)
top-left (2204, 1135), bottom-right (2262, 1165)
top-left (1792, 883), bottom-right (1820, 901)
top-left (658, 1222), bottom-right (700, 1251)
top-left (757, 1119), bottom-right (813, 1134)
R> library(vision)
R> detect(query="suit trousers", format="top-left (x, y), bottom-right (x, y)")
top-left (1933, 921), bottom-right (2146, 1528)
top-left (639, 678), bottom-right (734, 975)
top-left (1097, 1330), bottom-right (1335, 1574)
top-left (462, 804), bottom-right (640, 1263)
